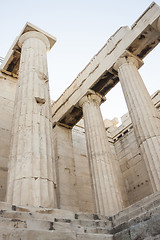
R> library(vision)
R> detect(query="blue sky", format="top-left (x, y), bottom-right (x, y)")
top-left (0, 0), bottom-right (160, 122)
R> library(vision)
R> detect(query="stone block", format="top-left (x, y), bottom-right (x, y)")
top-left (147, 214), bottom-right (160, 236)
top-left (76, 233), bottom-right (113, 240)
top-left (130, 222), bottom-right (149, 240)
top-left (5, 229), bottom-right (77, 240)
top-left (114, 229), bottom-right (131, 240)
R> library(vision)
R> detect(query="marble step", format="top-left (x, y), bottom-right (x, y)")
top-left (0, 227), bottom-right (113, 240)
top-left (0, 202), bottom-right (75, 220)
top-left (75, 212), bottom-right (109, 221)
top-left (56, 218), bottom-right (112, 228)
top-left (0, 209), bottom-right (66, 222)
top-left (0, 202), bottom-right (113, 239)
top-left (0, 210), bottom-right (111, 227)
top-left (0, 217), bottom-right (111, 235)
top-left (76, 233), bottom-right (113, 240)
top-left (0, 202), bottom-right (110, 222)
top-left (0, 210), bottom-right (112, 232)
top-left (113, 213), bottom-right (160, 240)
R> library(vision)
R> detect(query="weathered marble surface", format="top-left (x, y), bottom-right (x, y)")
top-left (6, 31), bottom-right (55, 208)
top-left (0, 73), bottom-right (16, 201)
top-left (114, 54), bottom-right (160, 193)
top-left (51, 2), bottom-right (160, 127)
top-left (0, 2), bottom-right (159, 221)
top-left (79, 93), bottom-right (123, 216)
top-left (53, 124), bottom-right (79, 212)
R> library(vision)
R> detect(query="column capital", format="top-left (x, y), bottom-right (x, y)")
top-left (113, 50), bottom-right (143, 71)
top-left (79, 90), bottom-right (106, 107)
top-left (18, 31), bottom-right (50, 51)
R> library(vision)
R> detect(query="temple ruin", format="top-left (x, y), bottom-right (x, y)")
top-left (0, 2), bottom-right (160, 239)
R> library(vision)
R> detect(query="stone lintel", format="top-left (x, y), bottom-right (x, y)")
top-left (56, 90), bottom-right (106, 128)
top-left (0, 22), bottom-right (56, 77)
top-left (52, 3), bottom-right (160, 128)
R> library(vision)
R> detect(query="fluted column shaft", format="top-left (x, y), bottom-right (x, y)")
top-left (6, 31), bottom-right (55, 207)
top-left (114, 56), bottom-right (160, 192)
top-left (79, 94), bottom-right (122, 216)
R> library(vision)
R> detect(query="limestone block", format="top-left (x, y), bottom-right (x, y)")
top-left (0, 75), bottom-right (16, 202)
top-left (72, 125), bottom-right (94, 213)
top-left (53, 124), bottom-right (79, 212)
top-left (113, 116), bottom-right (153, 205)
top-left (114, 229), bottom-right (131, 240)
top-left (76, 233), bottom-right (113, 240)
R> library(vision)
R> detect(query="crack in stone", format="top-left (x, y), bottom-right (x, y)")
top-left (105, 39), bottom-right (121, 57)
top-left (15, 176), bottom-right (56, 184)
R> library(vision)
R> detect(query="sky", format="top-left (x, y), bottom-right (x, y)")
top-left (0, 0), bottom-right (160, 123)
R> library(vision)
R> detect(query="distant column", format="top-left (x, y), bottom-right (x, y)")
top-left (79, 93), bottom-right (122, 216)
top-left (6, 31), bottom-right (55, 207)
top-left (114, 54), bottom-right (160, 192)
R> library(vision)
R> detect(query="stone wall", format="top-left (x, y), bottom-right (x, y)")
top-left (53, 124), bottom-right (79, 211)
top-left (72, 120), bottom-right (94, 213)
top-left (0, 72), bottom-right (16, 201)
top-left (70, 91), bottom-right (160, 211)
top-left (112, 123), bottom-right (153, 205)
top-left (110, 90), bottom-right (160, 205)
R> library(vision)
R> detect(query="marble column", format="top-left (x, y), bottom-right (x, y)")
top-left (6, 31), bottom-right (55, 207)
top-left (114, 54), bottom-right (160, 192)
top-left (79, 93), bottom-right (123, 216)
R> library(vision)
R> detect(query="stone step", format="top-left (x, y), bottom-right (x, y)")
top-left (0, 210), bottom-right (112, 231)
top-left (75, 212), bottom-right (108, 221)
top-left (0, 227), bottom-right (76, 240)
top-left (84, 227), bottom-right (109, 234)
top-left (0, 202), bottom-right (75, 220)
top-left (53, 221), bottom-right (110, 234)
top-left (0, 202), bottom-right (113, 239)
top-left (0, 227), bottom-right (113, 240)
top-left (0, 216), bottom-right (111, 235)
top-left (72, 220), bottom-right (112, 234)
top-left (0, 202), bottom-right (111, 222)
top-left (113, 202), bottom-right (160, 229)
top-left (111, 205), bottom-right (160, 235)
top-left (0, 217), bottom-right (27, 229)
top-left (58, 218), bottom-right (112, 228)
top-left (76, 233), bottom-right (113, 240)
top-left (112, 192), bottom-right (160, 225)
top-left (0, 210), bottom-right (111, 228)
top-left (0, 209), bottom-right (59, 222)
top-left (144, 234), bottom-right (160, 240)
top-left (113, 213), bottom-right (160, 240)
